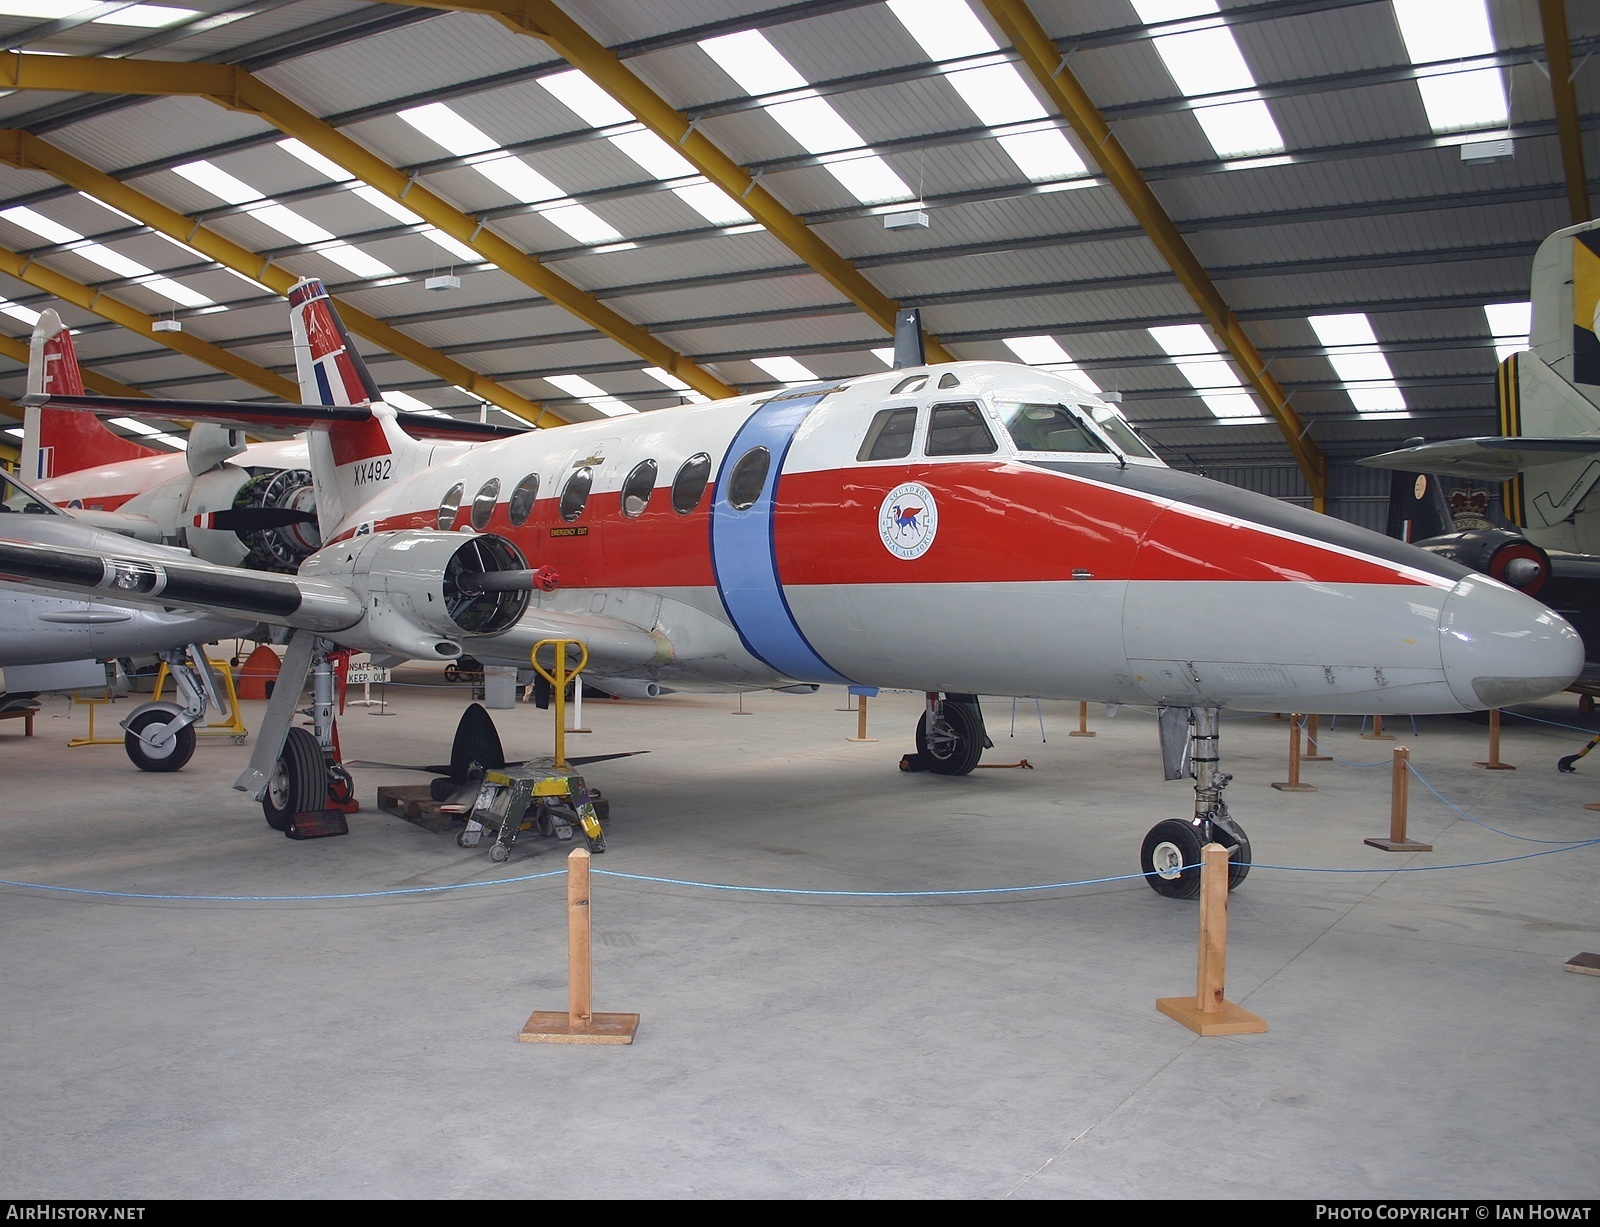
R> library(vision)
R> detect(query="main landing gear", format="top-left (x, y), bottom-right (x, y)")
top-left (907, 693), bottom-right (991, 775)
top-left (1139, 706), bottom-right (1251, 899)
top-left (233, 632), bottom-right (352, 837)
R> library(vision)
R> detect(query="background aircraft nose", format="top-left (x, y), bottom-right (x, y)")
top-left (1438, 574), bottom-right (1584, 709)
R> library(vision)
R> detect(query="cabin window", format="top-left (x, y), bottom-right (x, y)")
top-left (621, 459), bottom-right (657, 518)
top-left (470, 478), bottom-right (500, 530)
top-left (890, 375), bottom-right (926, 395)
top-left (672, 453), bottom-right (712, 514)
top-left (996, 403), bottom-right (1109, 454)
top-left (1086, 403), bottom-right (1157, 459)
top-left (559, 467), bottom-right (593, 522)
top-left (925, 402), bottom-right (998, 456)
top-left (727, 446), bottom-right (770, 510)
top-left (437, 482), bottom-right (464, 530)
top-left (507, 473), bottom-right (540, 526)
top-left (937, 372), bottom-right (960, 388)
top-left (857, 407), bottom-right (918, 461)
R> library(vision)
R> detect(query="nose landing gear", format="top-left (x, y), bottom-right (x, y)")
top-left (1140, 706), bottom-right (1251, 898)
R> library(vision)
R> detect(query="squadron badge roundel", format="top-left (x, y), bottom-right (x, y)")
top-left (878, 482), bottom-right (938, 560)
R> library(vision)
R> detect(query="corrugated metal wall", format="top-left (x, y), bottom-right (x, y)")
top-left (1196, 463), bottom-right (1502, 533)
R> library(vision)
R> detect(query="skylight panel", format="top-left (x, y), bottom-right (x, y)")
top-left (700, 30), bottom-right (912, 206)
top-left (540, 72), bottom-right (756, 227)
top-left (0, 297), bottom-right (39, 326)
top-left (0, 1), bottom-right (89, 17)
top-left (279, 140), bottom-right (482, 265)
top-left (1130, 0), bottom-right (1284, 159)
top-left (870, 348), bottom-right (895, 367)
top-left (382, 390), bottom-right (443, 415)
top-left (278, 138), bottom-right (353, 184)
top-left (887, 0), bottom-right (1087, 183)
top-left (752, 355), bottom-right (817, 385)
top-left (1392, 0), bottom-right (1506, 132)
top-left (0, 205), bottom-right (212, 307)
top-left (94, 4), bottom-right (197, 27)
top-left (1002, 335), bottom-right (1102, 393)
top-left (150, 433), bottom-right (187, 450)
top-left (110, 416), bottom-right (162, 436)
top-left (1485, 301), bottom-right (1531, 363)
top-left (177, 160), bottom-right (395, 278)
top-left (641, 366), bottom-right (709, 403)
top-left (399, 103), bottom-right (626, 244)
top-left (1, 205), bottom-right (78, 245)
top-left (887, 0), bottom-right (996, 61)
top-left (1148, 324), bottom-right (1264, 420)
top-left (1309, 313), bottom-right (1408, 417)
top-left (539, 70), bottom-right (632, 129)
top-left (546, 373), bottom-right (633, 416)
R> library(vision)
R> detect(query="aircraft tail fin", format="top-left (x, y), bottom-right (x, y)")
top-left (21, 309), bottom-right (160, 482)
top-left (892, 307), bottom-right (925, 369)
top-left (286, 278), bottom-right (441, 535)
top-left (1383, 459), bottom-right (1457, 543)
top-left (1497, 349), bottom-right (1600, 538)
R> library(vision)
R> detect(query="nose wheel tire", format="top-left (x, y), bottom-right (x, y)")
top-left (124, 709), bottom-right (196, 773)
top-left (1140, 819), bottom-right (1251, 898)
top-left (915, 702), bottom-right (984, 776)
top-left (262, 727), bottom-right (328, 832)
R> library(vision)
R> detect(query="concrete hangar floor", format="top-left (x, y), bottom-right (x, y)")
top-left (1, 670), bottom-right (1596, 1200)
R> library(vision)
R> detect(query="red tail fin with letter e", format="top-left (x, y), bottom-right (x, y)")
top-left (22, 309), bottom-right (159, 482)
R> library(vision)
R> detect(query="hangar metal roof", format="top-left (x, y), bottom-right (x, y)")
top-left (0, 0), bottom-right (1591, 506)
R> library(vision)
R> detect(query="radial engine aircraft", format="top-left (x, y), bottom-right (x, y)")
top-left (0, 467), bottom-right (251, 768)
top-left (0, 280), bottom-right (1582, 897)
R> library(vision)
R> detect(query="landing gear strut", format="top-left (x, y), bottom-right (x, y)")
top-left (1140, 706), bottom-right (1251, 898)
top-left (120, 643), bottom-right (219, 772)
top-left (233, 632), bottom-right (346, 833)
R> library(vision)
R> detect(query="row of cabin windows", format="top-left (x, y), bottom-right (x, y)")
top-left (434, 396), bottom-right (1145, 531)
top-left (436, 451), bottom-right (719, 531)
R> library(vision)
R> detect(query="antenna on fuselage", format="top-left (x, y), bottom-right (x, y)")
top-left (892, 307), bottom-right (926, 369)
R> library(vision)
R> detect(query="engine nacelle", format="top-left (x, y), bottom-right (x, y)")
top-left (300, 530), bottom-right (531, 661)
top-left (1416, 528), bottom-right (1552, 596)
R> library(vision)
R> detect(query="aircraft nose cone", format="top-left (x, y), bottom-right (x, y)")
top-left (1438, 574), bottom-right (1584, 709)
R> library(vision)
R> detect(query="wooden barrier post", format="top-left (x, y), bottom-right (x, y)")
top-left (1361, 714), bottom-right (1396, 741)
top-left (1474, 708), bottom-right (1515, 770)
top-left (1364, 747), bottom-right (1433, 852)
top-left (1156, 844), bottom-right (1268, 1036)
top-left (1068, 700), bottom-right (1095, 738)
top-left (1302, 713), bottom-right (1331, 761)
top-left (846, 685), bottom-right (878, 743)
top-left (1272, 714), bottom-right (1318, 792)
top-left (519, 849), bottom-right (639, 1044)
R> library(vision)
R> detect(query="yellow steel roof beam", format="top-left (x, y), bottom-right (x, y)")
top-left (980, 0), bottom-right (1327, 510)
top-left (0, 52), bottom-right (735, 400)
top-left (0, 241), bottom-right (299, 399)
top-left (0, 130), bottom-right (565, 428)
top-left (376, 0), bottom-right (954, 363)
top-left (1538, 0), bottom-right (1590, 226)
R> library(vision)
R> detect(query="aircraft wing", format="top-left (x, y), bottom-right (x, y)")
top-left (30, 393), bottom-right (527, 442)
top-left (1359, 437), bottom-right (1600, 480)
top-left (0, 535), bottom-right (364, 631)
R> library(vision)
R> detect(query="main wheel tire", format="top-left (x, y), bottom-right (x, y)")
top-left (263, 727), bottom-right (326, 832)
top-left (124, 709), bottom-right (196, 773)
top-left (1141, 818), bottom-right (1205, 899)
top-left (915, 702), bottom-right (984, 776)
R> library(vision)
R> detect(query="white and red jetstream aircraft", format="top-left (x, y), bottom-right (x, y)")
top-left (0, 282), bottom-right (1582, 896)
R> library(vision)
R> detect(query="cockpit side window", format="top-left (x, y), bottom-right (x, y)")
top-left (857, 407), bottom-right (919, 462)
top-left (1087, 403), bottom-right (1156, 459)
top-left (996, 402), bottom-right (1109, 454)
top-left (925, 402), bottom-right (998, 456)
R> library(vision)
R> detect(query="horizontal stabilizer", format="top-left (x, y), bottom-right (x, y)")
top-left (27, 394), bottom-right (529, 442)
top-left (1359, 437), bottom-right (1600, 480)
